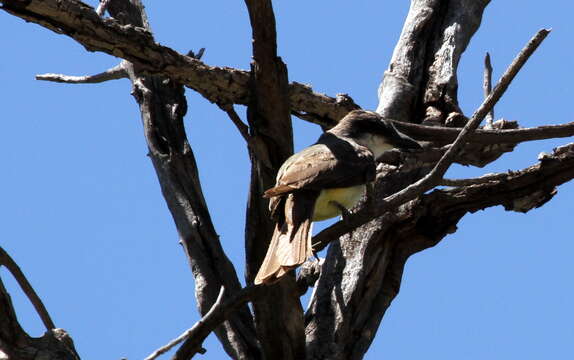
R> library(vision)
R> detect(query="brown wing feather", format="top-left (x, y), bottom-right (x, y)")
top-left (264, 134), bottom-right (376, 198)
top-left (254, 191), bottom-right (316, 285)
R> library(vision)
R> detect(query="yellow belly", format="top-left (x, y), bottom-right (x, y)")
top-left (312, 185), bottom-right (366, 221)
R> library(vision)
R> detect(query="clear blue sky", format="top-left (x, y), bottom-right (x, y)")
top-left (1, 1), bottom-right (573, 359)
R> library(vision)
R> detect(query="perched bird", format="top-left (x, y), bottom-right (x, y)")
top-left (254, 110), bottom-right (421, 285)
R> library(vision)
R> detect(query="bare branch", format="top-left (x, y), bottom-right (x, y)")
top-left (174, 285), bottom-right (265, 360)
top-left (440, 172), bottom-right (512, 186)
top-left (377, 0), bottom-right (490, 125)
top-left (376, 0), bottom-right (442, 122)
top-left (0, 0), bottom-right (353, 125)
top-left (312, 29), bottom-right (551, 252)
top-left (36, 62), bottom-right (127, 84)
top-left (431, 142), bottom-right (574, 215)
top-left (242, 1), bottom-right (306, 359)
top-left (219, 104), bottom-right (274, 169)
top-left (219, 104), bottom-right (250, 144)
top-left (392, 119), bottom-right (574, 145)
top-left (484, 52), bottom-right (494, 128)
top-left (0, 247), bottom-right (56, 331)
top-left (100, 1), bottom-right (258, 358)
top-left (146, 287), bottom-right (227, 360)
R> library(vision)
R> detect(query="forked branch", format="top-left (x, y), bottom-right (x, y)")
top-left (0, 246), bottom-right (55, 331)
top-left (312, 29), bottom-right (551, 252)
top-left (171, 285), bottom-right (264, 360)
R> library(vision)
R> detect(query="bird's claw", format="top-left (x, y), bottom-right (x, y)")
top-left (329, 200), bottom-right (351, 223)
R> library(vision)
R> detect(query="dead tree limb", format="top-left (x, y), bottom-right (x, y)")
top-left (0, 0), bottom-right (354, 125)
top-left (312, 29), bottom-right (550, 251)
top-left (0, 247), bottom-right (55, 331)
top-left (240, 1), bottom-right (305, 360)
top-left (36, 62), bottom-right (127, 84)
top-left (102, 1), bottom-right (259, 359)
top-left (484, 52), bottom-right (494, 128)
top-left (0, 248), bottom-right (80, 360)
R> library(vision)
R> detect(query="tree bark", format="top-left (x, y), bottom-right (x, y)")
top-left (377, 0), bottom-right (490, 125)
top-left (0, 248), bottom-right (80, 360)
top-left (242, 1), bottom-right (305, 359)
top-left (99, 1), bottom-right (259, 359)
top-left (2, 1), bottom-right (574, 360)
top-left (306, 2), bottom-right (492, 359)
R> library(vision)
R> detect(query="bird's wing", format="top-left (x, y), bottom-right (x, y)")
top-left (264, 137), bottom-right (375, 198)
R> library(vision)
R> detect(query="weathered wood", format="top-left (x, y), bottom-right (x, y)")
top-left (3, 1), bottom-right (574, 359)
top-left (242, 1), bottom-right (306, 359)
top-left (96, 1), bottom-right (259, 359)
top-left (307, 2), bottom-right (493, 358)
top-left (0, 248), bottom-right (80, 360)
top-left (0, 0), bottom-right (355, 126)
top-left (377, 0), bottom-right (491, 125)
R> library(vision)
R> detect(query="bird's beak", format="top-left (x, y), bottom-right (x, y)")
top-left (393, 132), bottom-right (422, 150)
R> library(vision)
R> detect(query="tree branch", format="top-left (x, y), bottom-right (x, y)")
top-left (98, 1), bottom-right (259, 359)
top-left (484, 52), bottom-right (494, 128)
top-left (377, 0), bottom-right (490, 125)
top-left (0, 0), bottom-right (353, 125)
top-left (219, 104), bottom-right (250, 143)
top-left (147, 287), bottom-right (226, 360)
top-left (173, 285), bottom-right (265, 360)
top-left (392, 119), bottom-right (574, 145)
top-left (440, 172), bottom-right (512, 186)
top-left (312, 28), bottom-right (551, 253)
top-left (0, 249), bottom-right (80, 360)
top-left (428, 142), bottom-right (574, 214)
top-left (241, 1), bottom-right (306, 360)
top-left (376, 0), bottom-right (442, 122)
top-left (0, 247), bottom-right (55, 331)
top-left (36, 62), bottom-right (127, 84)
top-left (340, 141), bottom-right (574, 359)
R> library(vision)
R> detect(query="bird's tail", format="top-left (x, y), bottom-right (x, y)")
top-left (254, 192), bottom-right (316, 285)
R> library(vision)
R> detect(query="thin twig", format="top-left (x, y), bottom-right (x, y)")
top-left (173, 284), bottom-right (264, 360)
top-left (146, 284), bottom-right (264, 360)
top-left (0, 247), bottom-right (56, 331)
top-left (312, 28), bottom-right (551, 252)
top-left (392, 119), bottom-right (574, 145)
top-left (484, 52), bottom-right (494, 128)
top-left (36, 63), bottom-right (127, 84)
top-left (145, 287), bottom-right (226, 360)
top-left (219, 104), bottom-right (250, 143)
top-left (219, 104), bottom-right (274, 169)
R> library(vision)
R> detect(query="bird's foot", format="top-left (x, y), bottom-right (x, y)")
top-left (329, 200), bottom-right (351, 223)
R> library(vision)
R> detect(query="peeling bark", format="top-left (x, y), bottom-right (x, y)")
top-left (377, 0), bottom-right (491, 125)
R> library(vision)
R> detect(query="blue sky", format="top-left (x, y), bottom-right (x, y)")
top-left (1, 1), bottom-right (573, 359)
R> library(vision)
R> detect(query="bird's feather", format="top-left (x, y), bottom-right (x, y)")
top-left (264, 133), bottom-right (376, 199)
top-left (254, 191), bottom-right (316, 284)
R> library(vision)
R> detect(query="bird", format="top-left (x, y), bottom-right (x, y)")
top-left (254, 110), bottom-right (421, 285)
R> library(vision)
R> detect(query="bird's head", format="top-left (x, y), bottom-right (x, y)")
top-left (330, 110), bottom-right (421, 158)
